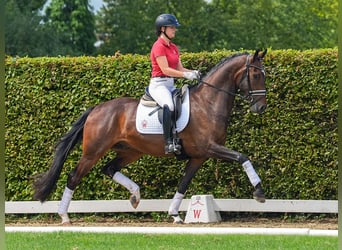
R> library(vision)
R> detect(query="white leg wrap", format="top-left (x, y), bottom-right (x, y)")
top-left (113, 172), bottom-right (139, 194)
top-left (58, 187), bottom-right (74, 219)
top-left (242, 160), bottom-right (261, 187)
top-left (168, 192), bottom-right (184, 215)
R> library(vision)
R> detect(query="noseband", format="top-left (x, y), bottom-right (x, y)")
top-left (200, 54), bottom-right (266, 105)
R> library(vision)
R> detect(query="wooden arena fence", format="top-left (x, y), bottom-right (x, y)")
top-left (5, 199), bottom-right (338, 214)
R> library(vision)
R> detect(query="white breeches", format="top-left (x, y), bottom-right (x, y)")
top-left (149, 77), bottom-right (176, 111)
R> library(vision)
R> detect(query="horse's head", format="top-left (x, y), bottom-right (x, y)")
top-left (237, 49), bottom-right (267, 114)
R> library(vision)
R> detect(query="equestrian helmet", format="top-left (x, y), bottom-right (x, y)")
top-left (155, 14), bottom-right (180, 33)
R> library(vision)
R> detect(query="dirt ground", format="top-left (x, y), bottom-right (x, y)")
top-left (6, 216), bottom-right (338, 230)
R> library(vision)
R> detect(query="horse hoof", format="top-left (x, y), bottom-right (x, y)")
top-left (61, 221), bottom-right (72, 226)
top-left (253, 186), bottom-right (266, 203)
top-left (59, 213), bottom-right (72, 225)
top-left (254, 195), bottom-right (266, 203)
top-left (171, 215), bottom-right (184, 224)
top-left (130, 194), bottom-right (140, 209)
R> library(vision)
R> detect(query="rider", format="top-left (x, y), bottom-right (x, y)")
top-left (149, 13), bottom-right (200, 154)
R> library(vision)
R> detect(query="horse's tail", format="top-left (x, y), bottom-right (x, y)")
top-left (33, 107), bottom-right (95, 202)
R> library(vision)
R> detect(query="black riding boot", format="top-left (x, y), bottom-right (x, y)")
top-left (163, 105), bottom-right (174, 154)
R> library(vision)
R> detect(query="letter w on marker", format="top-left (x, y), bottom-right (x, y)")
top-left (193, 209), bottom-right (202, 219)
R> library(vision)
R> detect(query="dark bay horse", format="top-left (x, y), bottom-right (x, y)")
top-left (34, 49), bottom-right (267, 224)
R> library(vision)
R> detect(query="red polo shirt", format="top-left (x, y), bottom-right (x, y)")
top-left (150, 37), bottom-right (180, 77)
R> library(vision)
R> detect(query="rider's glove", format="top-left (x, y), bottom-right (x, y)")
top-left (183, 70), bottom-right (201, 81)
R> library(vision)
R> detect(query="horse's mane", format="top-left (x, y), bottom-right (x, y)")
top-left (204, 52), bottom-right (249, 78)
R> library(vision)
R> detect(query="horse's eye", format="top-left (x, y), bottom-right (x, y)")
top-left (253, 74), bottom-right (260, 80)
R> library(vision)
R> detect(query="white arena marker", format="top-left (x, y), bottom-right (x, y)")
top-left (184, 195), bottom-right (221, 223)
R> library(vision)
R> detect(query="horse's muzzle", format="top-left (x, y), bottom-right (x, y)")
top-left (250, 102), bottom-right (267, 114)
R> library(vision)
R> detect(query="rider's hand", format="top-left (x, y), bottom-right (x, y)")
top-left (183, 70), bottom-right (201, 81)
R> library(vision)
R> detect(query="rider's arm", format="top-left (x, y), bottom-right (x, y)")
top-left (156, 56), bottom-right (191, 78)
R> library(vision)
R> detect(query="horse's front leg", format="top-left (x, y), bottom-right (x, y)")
top-left (208, 144), bottom-right (265, 203)
top-left (169, 158), bottom-right (205, 224)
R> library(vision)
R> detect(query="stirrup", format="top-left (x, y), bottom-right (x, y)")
top-left (173, 143), bottom-right (181, 155)
top-left (173, 137), bottom-right (181, 154)
top-left (164, 141), bottom-right (182, 154)
top-left (165, 143), bottom-right (175, 154)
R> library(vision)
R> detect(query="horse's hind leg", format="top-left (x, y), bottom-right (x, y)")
top-left (102, 150), bottom-right (143, 208)
top-left (169, 158), bottom-right (205, 224)
top-left (58, 155), bottom-right (99, 225)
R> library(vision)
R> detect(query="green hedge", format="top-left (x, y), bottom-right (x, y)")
top-left (5, 49), bottom-right (337, 202)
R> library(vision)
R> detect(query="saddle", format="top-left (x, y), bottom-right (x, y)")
top-left (140, 84), bottom-right (188, 123)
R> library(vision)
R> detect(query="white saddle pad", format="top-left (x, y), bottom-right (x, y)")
top-left (136, 89), bottom-right (190, 134)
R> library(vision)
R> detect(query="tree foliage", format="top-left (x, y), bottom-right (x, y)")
top-left (5, 0), bottom-right (96, 56)
top-left (45, 0), bottom-right (96, 55)
top-left (5, 0), bottom-right (337, 56)
top-left (95, 0), bottom-right (337, 54)
top-left (5, 0), bottom-right (56, 57)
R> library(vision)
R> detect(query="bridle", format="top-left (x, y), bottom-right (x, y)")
top-left (200, 54), bottom-right (266, 105)
top-left (243, 55), bottom-right (266, 104)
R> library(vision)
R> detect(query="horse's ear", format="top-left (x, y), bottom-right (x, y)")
top-left (253, 49), bottom-right (267, 62)
top-left (253, 49), bottom-right (260, 62)
top-left (260, 49), bottom-right (267, 59)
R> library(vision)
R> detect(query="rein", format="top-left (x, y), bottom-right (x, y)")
top-left (199, 54), bottom-right (266, 105)
top-left (200, 80), bottom-right (241, 98)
